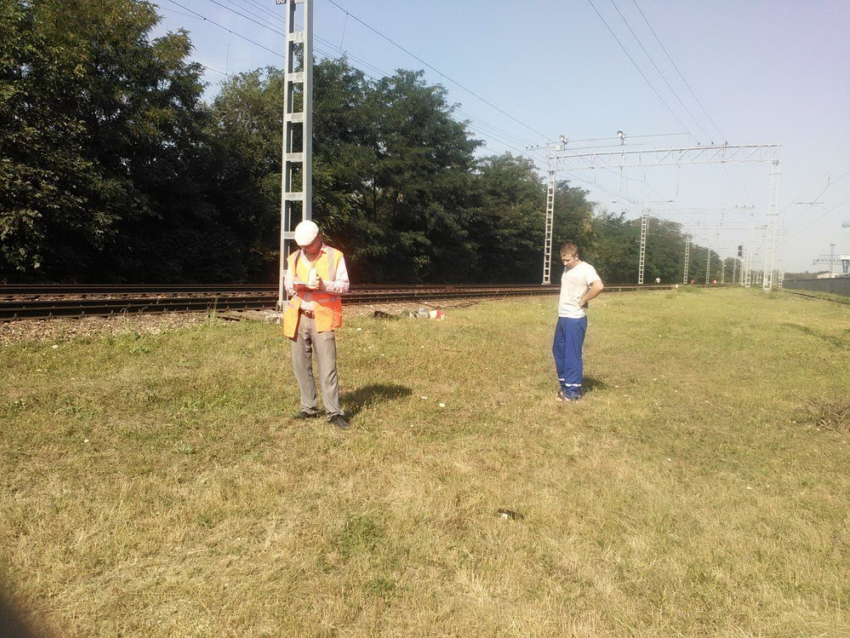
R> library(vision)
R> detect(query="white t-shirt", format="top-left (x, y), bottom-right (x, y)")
top-left (558, 261), bottom-right (601, 318)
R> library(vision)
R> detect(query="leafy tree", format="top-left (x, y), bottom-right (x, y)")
top-left (0, 0), bottom-right (219, 281)
top-left (588, 210), bottom-right (715, 284)
top-left (466, 154), bottom-right (545, 282)
top-left (207, 67), bottom-right (287, 280)
top-left (588, 210), bottom-right (639, 283)
top-left (551, 179), bottom-right (594, 278)
top-left (354, 69), bottom-right (481, 282)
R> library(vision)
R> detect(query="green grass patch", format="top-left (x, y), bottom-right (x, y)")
top-left (1, 288), bottom-right (848, 637)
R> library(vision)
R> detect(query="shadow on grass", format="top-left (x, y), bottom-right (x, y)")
top-left (342, 383), bottom-right (412, 418)
top-left (784, 323), bottom-right (849, 350)
top-left (583, 376), bottom-right (609, 394)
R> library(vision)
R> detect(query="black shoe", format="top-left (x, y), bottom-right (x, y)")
top-left (291, 411), bottom-right (319, 420)
top-left (328, 414), bottom-right (350, 430)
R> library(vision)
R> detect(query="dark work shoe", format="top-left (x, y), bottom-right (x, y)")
top-left (328, 414), bottom-right (350, 430)
top-left (291, 411), bottom-right (319, 420)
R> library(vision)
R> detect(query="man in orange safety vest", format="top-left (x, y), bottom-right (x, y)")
top-left (283, 220), bottom-right (350, 430)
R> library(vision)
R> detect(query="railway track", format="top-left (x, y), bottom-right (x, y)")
top-left (0, 283), bottom-right (678, 321)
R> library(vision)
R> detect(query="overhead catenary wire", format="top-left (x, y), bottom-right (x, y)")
top-left (784, 170), bottom-right (850, 228)
top-left (162, 0), bottom-right (549, 158)
top-left (613, 0), bottom-right (752, 207)
top-left (586, 0), bottom-right (691, 135)
top-left (324, 0), bottom-right (552, 143)
top-left (164, 0), bottom-right (286, 60)
top-left (607, 0), bottom-right (713, 142)
top-left (797, 198), bottom-right (850, 233)
top-left (631, 0), bottom-right (726, 143)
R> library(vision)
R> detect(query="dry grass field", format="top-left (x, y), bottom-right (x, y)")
top-left (1, 287), bottom-right (848, 637)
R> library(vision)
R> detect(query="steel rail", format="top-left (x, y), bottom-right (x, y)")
top-left (0, 284), bottom-right (680, 321)
top-left (2, 283), bottom-right (566, 297)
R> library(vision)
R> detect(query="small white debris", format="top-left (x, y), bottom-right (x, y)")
top-left (666, 458), bottom-right (672, 462)
top-left (421, 396), bottom-right (428, 400)
top-left (356, 328), bottom-right (362, 331)
top-left (84, 439), bottom-right (89, 444)
top-left (438, 403), bottom-right (446, 408)
top-left (52, 345), bottom-right (59, 349)
top-left (746, 486), bottom-right (753, 490)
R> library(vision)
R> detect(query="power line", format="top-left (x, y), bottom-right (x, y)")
top-left (798, 197), bottom-right (850, 233)
top-left (631, 0), bottom-right (726, 143)
top-left (324, 0), bottom-right (552, 142)
top-left (586, 0), bottom-right (691, 134)
top-left (164, 0), bottom-right (285, 60)
top-left (164, 1), bottom-right (552, 157)
top-left (784, 170), bottom-right (850, 227)
top-left (625, 0), bottom-right (754, 207)
top-left (608, 0), bottom-right (712, 142)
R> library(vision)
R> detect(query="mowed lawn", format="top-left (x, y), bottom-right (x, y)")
top-left (1, 288), bottom-right (848, 637)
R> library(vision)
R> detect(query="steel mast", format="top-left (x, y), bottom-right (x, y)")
top-left (277, 0), bottom-right (314, 310)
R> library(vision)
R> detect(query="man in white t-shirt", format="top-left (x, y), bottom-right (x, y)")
top-left (554, 242), bottom-right (604, 402)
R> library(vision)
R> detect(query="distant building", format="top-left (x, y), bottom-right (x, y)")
top-left (842, 255), bottom-right (849, 275)
top-left (817, 272), bottom-right (840, 279)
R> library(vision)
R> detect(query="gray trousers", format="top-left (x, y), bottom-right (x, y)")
top-left (290, 314), bottom-right (344, 416)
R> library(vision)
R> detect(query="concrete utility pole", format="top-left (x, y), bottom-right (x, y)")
top-left (277, 0), bottom-right (314, 310)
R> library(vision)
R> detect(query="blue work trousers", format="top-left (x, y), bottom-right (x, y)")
top-left (553, 316), bottom-right (587, 399)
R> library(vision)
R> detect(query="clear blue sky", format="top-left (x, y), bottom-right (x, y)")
top-left (153, 0), bottom-right (850, 273)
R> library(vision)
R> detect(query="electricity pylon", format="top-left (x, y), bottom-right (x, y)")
top-left (277, 0), bottom-right (314, 310)
top-left (641, 207), bottom-right (753, 286)
top-left (545, 140), bottom-right (783, 289)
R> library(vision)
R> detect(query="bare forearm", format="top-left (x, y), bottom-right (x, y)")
top-left (581, 281), bottom-right (604, 306)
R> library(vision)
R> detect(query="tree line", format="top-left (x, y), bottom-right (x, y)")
top-left (0, 0), bottom-right (724, 285)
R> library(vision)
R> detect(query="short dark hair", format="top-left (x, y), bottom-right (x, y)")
top-left (559, 242), bottom-right (579, 256)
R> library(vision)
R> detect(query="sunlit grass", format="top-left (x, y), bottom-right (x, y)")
top-left (1, 288), bottom-right (848, 637)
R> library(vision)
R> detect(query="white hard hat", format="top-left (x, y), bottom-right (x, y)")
top-left (294, 220), bottom-right (320, 246)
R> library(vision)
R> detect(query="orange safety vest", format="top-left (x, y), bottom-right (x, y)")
top-left (282, 246), bottom-right (344, 339)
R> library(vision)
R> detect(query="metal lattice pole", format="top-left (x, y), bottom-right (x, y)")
top-left (744, 212), bottom-right (755, 288)
top-left (638, 208), bottom-right (649, 284)
top-left (683, 229), bottom-right (691, 284)
top-left (542, 169), bottom-right (555, 284)
top-left (762, 160), bottom-right (781, 292)
top-left (547, 142), bottom-right (782, 290)
top-left (277, 0), bottom-right (313, 310)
